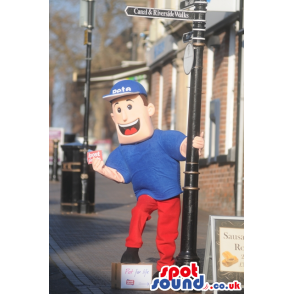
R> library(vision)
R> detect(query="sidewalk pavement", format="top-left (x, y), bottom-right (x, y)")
top-left (49, 173), bottom-right (216, 294)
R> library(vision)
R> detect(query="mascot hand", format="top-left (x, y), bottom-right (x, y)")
top-left (193, 132), bottom-right (204, 156)
top-left (92, 157), bottom-right (105, 174)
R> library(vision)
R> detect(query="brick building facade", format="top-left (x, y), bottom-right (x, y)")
top-left (198, 27), bottom-right (240, 216)
top-left (145, 0), bottom-right (243, 216)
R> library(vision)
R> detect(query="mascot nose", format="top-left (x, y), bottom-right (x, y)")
top-left (122, 110), bottom-right (128, 121)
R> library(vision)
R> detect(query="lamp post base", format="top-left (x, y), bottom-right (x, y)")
top-left (175, 251), bottom-right (200, 268)
top-left (78, 200), bottom-right (91, 214)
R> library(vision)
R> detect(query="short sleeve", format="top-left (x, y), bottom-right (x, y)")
top-left (158, 130), bottom-right (186, 161)
top-left (105, 147), bottom-right (132, 184)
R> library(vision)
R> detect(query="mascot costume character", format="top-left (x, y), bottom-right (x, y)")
top-left (91, 80), bottom-right (204, 278)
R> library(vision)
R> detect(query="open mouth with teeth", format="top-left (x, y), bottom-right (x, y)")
top-left (118, 119), bottom-right (140, 135)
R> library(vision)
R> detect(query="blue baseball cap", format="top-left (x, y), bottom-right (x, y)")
top-left (102, 80), bottom-right (147, 102)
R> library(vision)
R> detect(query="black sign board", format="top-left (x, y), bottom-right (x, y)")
top-left (125, 6), bottom-right (201, 21)
top-left (203, 216), bottom-right (244, 293)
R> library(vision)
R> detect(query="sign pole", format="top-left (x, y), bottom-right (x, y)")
top-left (175, 0), bottom-right (207, 268)
top-left (79, 0), bottom-right (95, 214)
top-left (125, 0), bottom-right (207, 268)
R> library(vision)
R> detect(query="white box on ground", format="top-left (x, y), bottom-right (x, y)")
top-left (111, 263), bottom-right (153, 290)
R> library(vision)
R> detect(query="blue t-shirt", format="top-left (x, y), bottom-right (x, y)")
top-left (105, 129), bottom-right (186, 200)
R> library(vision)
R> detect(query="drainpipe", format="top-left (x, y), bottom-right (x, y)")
top-left (234, 0), bottom-right (244, 216)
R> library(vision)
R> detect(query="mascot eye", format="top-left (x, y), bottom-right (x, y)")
top-left (117, 107), bottom-right (121, 113)
top-left (127, 104), bottom-right (132, 110)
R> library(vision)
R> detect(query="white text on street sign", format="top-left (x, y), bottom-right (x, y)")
top-left (125, 6), bottom-right (203, 21)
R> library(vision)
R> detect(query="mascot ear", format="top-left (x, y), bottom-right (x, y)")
top-left (147, 103), bottom-right (155, 117)
top-left (110, 112), bottom-right (115, 123)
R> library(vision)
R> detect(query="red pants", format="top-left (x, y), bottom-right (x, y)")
top-left (125, 194), bottom-right (181, 271)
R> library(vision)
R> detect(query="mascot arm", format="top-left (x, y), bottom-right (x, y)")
top-left (92, 158), bottom-right (125, 183)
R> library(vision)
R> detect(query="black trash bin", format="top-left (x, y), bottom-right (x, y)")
top-left (64, 133), bottom-right (76, 143)
top-left (60, 142), bottom-right (96, 213)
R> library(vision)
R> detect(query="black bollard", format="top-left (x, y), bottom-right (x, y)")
top-left (50, 139), bottom-right (59, 182)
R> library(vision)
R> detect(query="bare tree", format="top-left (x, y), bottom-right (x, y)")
top-left (49, 0), bottom-right (132, 135)
top-left (50, 0), bottom-right (131, 75)
top-left (92, 0), bottom-right (132, 70)
top-left (49, 0), bottom-right (84, 76)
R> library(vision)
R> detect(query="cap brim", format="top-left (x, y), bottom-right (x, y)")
top-left (102, 91), bottom-right (140, 102)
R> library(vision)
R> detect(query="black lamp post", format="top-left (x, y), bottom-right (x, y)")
top-left (78, 0), bottom-right (95, 214)
top-left (175, 0), bottom-right (207, 268)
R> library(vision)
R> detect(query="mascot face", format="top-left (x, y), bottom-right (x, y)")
top-left (110, 94), bottom-right (155, 144)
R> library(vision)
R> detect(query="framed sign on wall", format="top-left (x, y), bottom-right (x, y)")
top-left (202, 216), bottom-right (244, 294)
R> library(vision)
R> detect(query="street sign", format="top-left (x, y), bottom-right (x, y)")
top-left (79, 0), bottom-right (95, 28)
top-left (183, 31), bottom-right (193, 43)
top-left (183, 43), bottom-right (194, 75)
top-left (125, 6), bottom-right (204, 21)
top-left (180, 0), bottom-right (195, 10)
top-left (180, 0), bottom-right (209, 10)
top-left (79, 0), bottom-right (88, 27)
